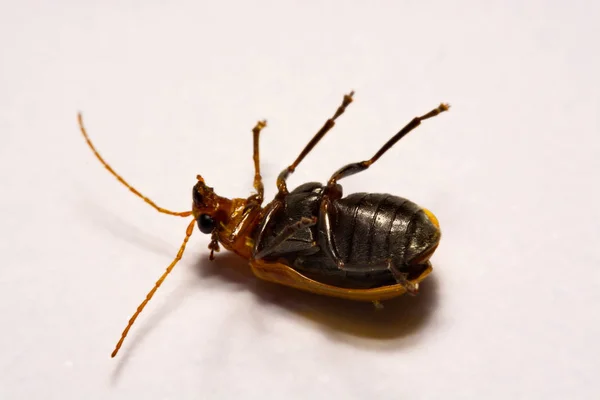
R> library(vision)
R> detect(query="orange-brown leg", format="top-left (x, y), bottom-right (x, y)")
top-left (250, 120), bottom-right (267, 204)
top-left (77, 113), bottom-right (192, 217)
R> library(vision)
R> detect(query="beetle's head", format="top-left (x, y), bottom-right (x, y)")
top-left (191, 175), bottom-right (230, 234)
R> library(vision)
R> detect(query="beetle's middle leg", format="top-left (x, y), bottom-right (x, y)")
top-left (318, 196), bottom-right (347, 268)
top-left (326, 103), bottom-right (450, 187)
top-left (276, 91), bottom-right (354, 195)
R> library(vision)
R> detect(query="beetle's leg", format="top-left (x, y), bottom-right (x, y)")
top-left (318, 196), bottom-right (346, 268)
top-left (372, 300), bottom-right (384, 310)
top-left (77, 113), bottom-right (192, 217)
top-left (277, 91), bottom-right (354, 195)
top-left (249, 120), bottom-right (267, 204)
top-left (252, 200), bottom-right (283, 257)
top-left (326, 103), bottom-right (450, 187)
top-left (208, 230), bottom-right (220, 261)
top-left (253, 200), bottom-right (319, 258)
top-left (387, 260), bottom-right (419, 296)
top-left (253, 217), bottom-right (317, 260)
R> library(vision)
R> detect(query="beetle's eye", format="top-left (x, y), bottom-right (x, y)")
top-left (198, 214), bottom-right (215, 234)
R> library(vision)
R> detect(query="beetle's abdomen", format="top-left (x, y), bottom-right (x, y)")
top-left (333, 193), bottom-right (439, 266)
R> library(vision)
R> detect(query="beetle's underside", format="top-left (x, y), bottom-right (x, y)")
top-left (254, 183), bottom-right (441, 290)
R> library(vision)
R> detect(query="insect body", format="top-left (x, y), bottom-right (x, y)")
top-left (78, 91), bottom-right (449, 357)
top-left (254, 183), bottom-right (440, 294)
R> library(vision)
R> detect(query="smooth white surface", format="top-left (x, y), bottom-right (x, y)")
top-left (1, 1), bottom-right (599, 399)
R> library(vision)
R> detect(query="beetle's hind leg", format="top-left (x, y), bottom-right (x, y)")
top-left (326, 103), bottom-right (450, 187)
top-left (387, 260), bottom-right (419, 296)
top-left (276, 91), bottom-right (354, 194)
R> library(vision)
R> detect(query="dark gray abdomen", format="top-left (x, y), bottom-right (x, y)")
top-left (258, 183), bottom-right (439, 289)
top-left (333, 193), bottom-right (436, 267)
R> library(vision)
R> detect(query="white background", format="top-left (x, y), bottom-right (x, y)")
top-left (1, 1), bottom-right (598, 399)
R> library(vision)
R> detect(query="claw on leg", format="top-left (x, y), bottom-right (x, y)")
top-left (387, 261), bottom-right (419, 295)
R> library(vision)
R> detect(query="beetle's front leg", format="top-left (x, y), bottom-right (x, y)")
top-left (318, 196), bottom-right (346, 269)
top-left (250, 120), bottom-right (268, 204)
top-left (252, 201), bottom-right (283, 258)
top-left (253, 217), bottom-right (317, 260)
top-left (208, 231), bottom-right (220, 261)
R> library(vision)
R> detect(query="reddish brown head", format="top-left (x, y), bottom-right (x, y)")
top-left (191, 175), bottom-right (261, 259)
top-left (191, 175), bottom-right (234, 234)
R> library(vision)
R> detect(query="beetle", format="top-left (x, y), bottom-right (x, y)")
top-left (77, 91), bottom-right (449, 357)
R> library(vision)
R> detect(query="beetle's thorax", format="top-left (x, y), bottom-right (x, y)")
top-left (216, 200), bottom-right (263, 259)
top-left (192, 175), bottom-right (264, 259)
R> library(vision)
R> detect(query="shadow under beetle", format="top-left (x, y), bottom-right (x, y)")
top-left (78, 91), bottom-right (449, 357)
